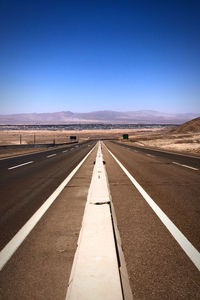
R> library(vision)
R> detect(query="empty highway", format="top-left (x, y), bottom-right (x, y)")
top-left (0, 140), bottom-right (199, 299)
top-left (0, 141), bottom-right (95, 250)
top-left (103, 141), bottom-right (200, 299)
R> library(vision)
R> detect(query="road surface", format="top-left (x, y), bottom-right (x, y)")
top-left (103, 141), bottom-right (200, 299)
top-left (0, 141), bottom-right (95, 250)
top-left (0, 140), bottom-right (199, 299)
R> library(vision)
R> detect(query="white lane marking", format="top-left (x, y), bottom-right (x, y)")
top-left (172, 162), bottom-right (198, 171)
top-left (8, 161), bottom-right (33, 170)
top-left (46, 154), bottom-right (56, 158)
top-left (62, 150), bottom-right (68, 153)
top-left (146, 154), bottom-right (155, 157)
top-left (105, 144), bottom-right (200, 271)
top-left (0, 145), bottom-right (96, 271)
top-left (0, 150), bottom-right (53, 161)
top-left (125, 144), bottom-right (200, 160)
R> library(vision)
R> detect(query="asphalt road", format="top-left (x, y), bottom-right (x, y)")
top-left (103, 141), bottom-right (200, 298)
top-left (0, 141), bottom-right (95, 250)
top-left (105, 140), bottom-right (200, 251)
top-left (112, 140), bottom-right (200, 169)
top-left (0, 144), bottom-right (98, 300)
top-left (0, 140), bottom-right (200, 299)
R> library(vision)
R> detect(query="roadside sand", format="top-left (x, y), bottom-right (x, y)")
top-left (2, 127), bottom-right (199, 157)
top-left (0, 127), bottom-right (165, 158)
top-left (0, 127), bottom-right (165, 145)
top-left (123, 132), bottom-right (200, 156)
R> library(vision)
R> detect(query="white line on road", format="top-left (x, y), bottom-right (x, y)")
top-left (105, 144), bottom-right (200, 271)
top-left (0, 143), bottom-right (79, 161)
top-left (66, 142), bottom-right (125, 300)
top-left (0, 145), bottom-right (96, 271)
top-left (8, 161), bottom-right (33, 170)
top-left (46, 154), bottom-right (56, 158)
top-left (62, 150), bottom-right (68, 153)
top-left (172, 162), bottom-right (198, 171)
top-left (127, 144), bottom-right (200, 160)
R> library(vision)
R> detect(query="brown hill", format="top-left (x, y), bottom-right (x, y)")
top-left (169, 117), bottom-right (200, 134)
top-left (0, 110), bottom-right (199, 125)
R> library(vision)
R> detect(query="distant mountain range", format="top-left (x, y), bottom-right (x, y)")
top-left (0, 110), bottom-right (199, 125)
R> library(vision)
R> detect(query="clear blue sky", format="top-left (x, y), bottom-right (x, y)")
top-left (0, 0), bottom-right (200, 114)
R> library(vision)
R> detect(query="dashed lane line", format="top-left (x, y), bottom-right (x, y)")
top-left (104, 144), bottom-right (200, 271)
top-left (8, 161), bottom-right (34, 170)
top-left (126, 144), bottom-right (200, 160)
top-left (0, 143), bottom-right (82, 161)
top-left (0, 144), bottom-right (96, 271)
top-left (172, 162), bottom-right (199, 171)
top-left (46, 154), bottom-right (56, 158)
top-left (62, 150), bottom-right (68, 153)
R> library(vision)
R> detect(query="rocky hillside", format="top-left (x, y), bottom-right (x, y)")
top-left (169, 117), bottom-right (200, 134)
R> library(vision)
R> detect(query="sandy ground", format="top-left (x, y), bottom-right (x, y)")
top-left (0, 127), bottom-right (164, 158)
top-left (0, 130), bottom-right (71, 145)
top-left (122, 132), bottom-right (200, 156)
top-left (0, 128), bottom-right (165, 145)
top-left (1, 127), bottom-right (199, 157)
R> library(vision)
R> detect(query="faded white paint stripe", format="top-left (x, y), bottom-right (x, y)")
top-left (0, 146), bottom-right (72, 161)
top-left (0, 145), bottom-right (96, 271)
top-left (172, 161), bottom-right (198, 171)
top-left (105, 145), bottom-right (200, 271)
top-left (62, 150), bottom-right (68, 153)
top-left (8, 161), bottom-right (33, 170)
top-left (47, 154), bottom-right (56, 158)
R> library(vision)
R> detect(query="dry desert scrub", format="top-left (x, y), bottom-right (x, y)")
top-left (0, 127), bottom-right (165, 145)
top-left (126, 132), bottom-right (200, 155)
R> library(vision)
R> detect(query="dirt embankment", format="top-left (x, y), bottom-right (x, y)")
top-left (169, 117), bottom-right (200, 134)
top-left (121, 118), bottom-right (200, 155)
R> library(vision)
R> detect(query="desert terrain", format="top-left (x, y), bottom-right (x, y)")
top-left (0, 127), bottom-right (167, 146)
top-left (122, 132), bottom-right (200, 155)
top-left (0, 127), bottom-right (166, 158)
top-left (121, 117), bottom-right (200, 156)
top-left (0, 117), bottom-right (199, 158)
